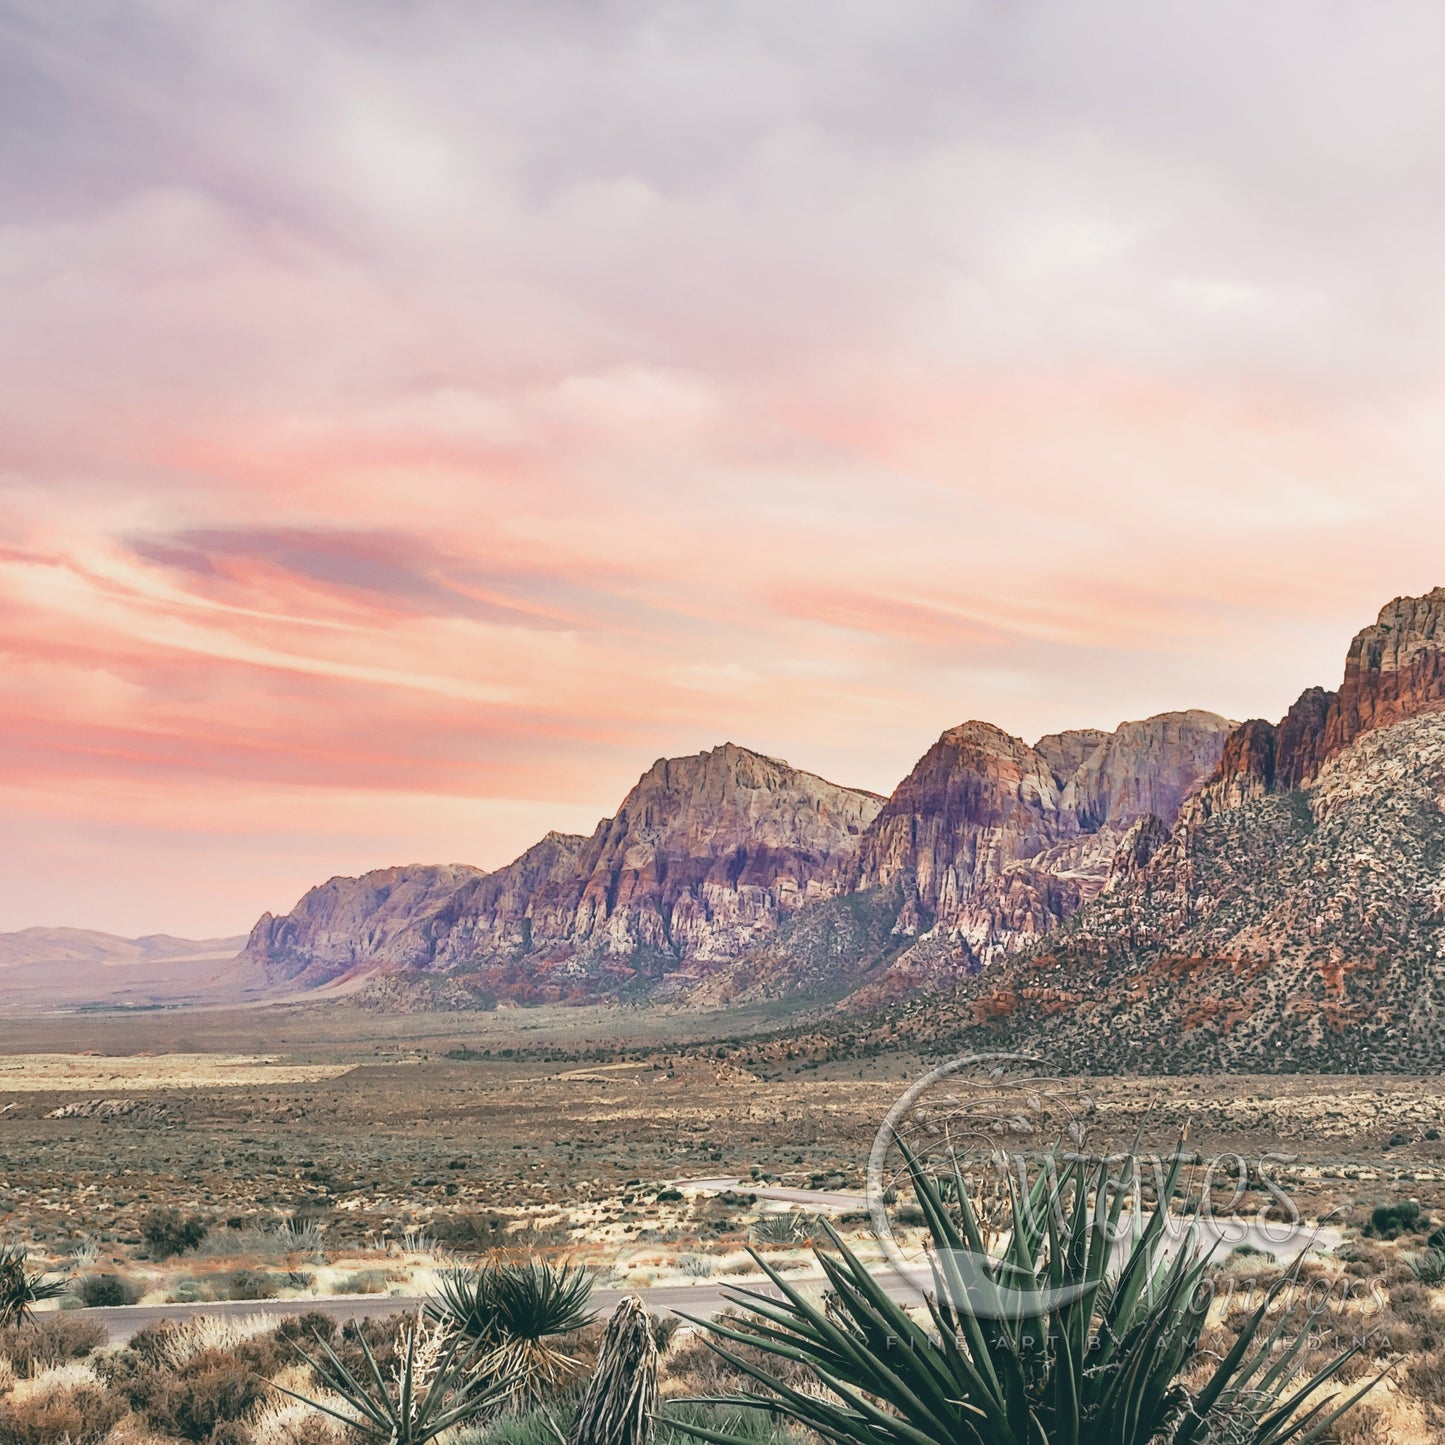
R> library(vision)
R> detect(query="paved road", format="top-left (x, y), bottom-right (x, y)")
top-left (78, 1217), bottom-right (1341, 1344)
top-left (80, 1272), bottom-right (891, 1345)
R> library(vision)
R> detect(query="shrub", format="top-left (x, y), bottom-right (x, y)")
top-left (226, 1267), bottom-right (280, 1300)
top-left (337, 1268), bottom-right (388, 1295)
top-left (649, 1313), bottom-right (680, 1354)
top-left (0, 1383), bottom-right (125, 1444)
top-left (429, 1211), bottom-right (514, 1251)
top-left (428, 1260), bottom-right (595, 1404)
top-left (277, 1310), bottom-right (338, 1344)
top-left (141, 1208), bottom-right (208, 1259)
top-left (0, 1315), bottom-right (107, 1377)
top-left (278, 1312), bottom-right (513, 1445)
top-left (124, 1346), bottom-right (267, 1441)
top-left (76, 1272), bottom-right (141, 1307)
top-left (1366, 1199), bottom-right (1430, 1239)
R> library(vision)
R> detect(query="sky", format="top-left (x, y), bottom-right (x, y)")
top-left (6, 2), bottom-right (1445, 937)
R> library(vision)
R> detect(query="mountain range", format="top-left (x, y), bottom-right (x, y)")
top-left (21, 585), bottom-right (1445, 1070)
top-left (240, 706), bottom-right (1237, 1006)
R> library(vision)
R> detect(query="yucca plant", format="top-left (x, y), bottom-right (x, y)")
top-left (750, 1213), bottom-right (825, 1247)
top-left (1408, 1247), bottom-right (1445, 1285)
top-left (671, 1137), bottom-right (1378, 1445)
top-left (274, 1310), bottom-right (515, 1444)
top-left (428, 1259), bottom-right (595, 1403)
top-left (0, 1242), bottom-right (66, 1327)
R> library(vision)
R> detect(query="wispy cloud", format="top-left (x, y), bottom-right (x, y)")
top-left (4, 1), bottom-right (1445, 932)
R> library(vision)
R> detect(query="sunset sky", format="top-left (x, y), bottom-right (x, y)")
top-left (6, 3), bottom-right (1445, 937)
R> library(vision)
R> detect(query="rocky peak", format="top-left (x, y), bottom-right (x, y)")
top-left (1200, 587), bottom-right (1445, 819)
top-left (1325, 587), bottom-right (1445, 756)
top-left (241, 745), bottom-right (884, 991)
top-left (562, 744), bottom-right (883, 963)
top-left (1274, 686), bottom-right (1335, 790)
top-left (589, 743), bottom-right (882, 862)
top-left (1060, 711), bottom-right (1235, 832)
top-left (244, 863), bottom-right (486, 982)
top-left (818, 709), bottom-right (1231, 997)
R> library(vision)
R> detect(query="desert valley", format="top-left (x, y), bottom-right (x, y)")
top-left (5, 588), bottom-right (1445, 1442)
top-left (10, 8), bottom-right (1445, 1438)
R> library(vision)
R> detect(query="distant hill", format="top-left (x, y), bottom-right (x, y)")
top-left (0, 927), bottom-right (248, 1010)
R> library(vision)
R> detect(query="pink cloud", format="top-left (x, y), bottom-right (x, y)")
top-left (6, 4), bottom-right (1445, 932)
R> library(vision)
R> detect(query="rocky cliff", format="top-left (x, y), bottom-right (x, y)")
top-left (691, 709), bottom-right (1234, 1007)
top-left (1200, 588), bottom-right (1445, 814)
top-left (847, 710), bottom-right (1233, 964)
top-left (853, 585), bottom-right (1445, 1070)
top-left (243, 863), bottom-right (487, 985)
top-left (241, 744), bottom-right (883, 995)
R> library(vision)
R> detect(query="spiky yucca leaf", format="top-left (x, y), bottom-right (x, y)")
top-left (0, 1243), bottom-right (66, 1328)
top-left (428, 1259), bottom-right (595, 1403)
top-left (668, 1137), bottom-right (1377, 1445)
top-left (274, 1311), bottom-right (515, 1445)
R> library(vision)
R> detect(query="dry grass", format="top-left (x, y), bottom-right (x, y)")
top-left (0, 1052), bottom-right (353, 1092)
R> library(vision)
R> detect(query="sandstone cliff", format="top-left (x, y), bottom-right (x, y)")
top-left (244, 863), bottom-right (486, 984)
top-left (1202, 588), bottom-right (1445, 814)
top-left (242, 745), bottom-right (882, 994)
top-left (851, 586), bottom-right (1445, 1070)
top-left (691, 708), bottom-right (1234, 1008)
top-left (873, 711), bottom-right (1445, 1072)
top-left (847, 710), bottom-right (1232, 963)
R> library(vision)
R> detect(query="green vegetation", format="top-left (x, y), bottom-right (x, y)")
top-left (1365, 1198), bottom-right (1430, 1239)
top-left (75, 1271), bottom-right (142, 1307)
top-left (0, 1242), bottom-right (65, 1328)
top-left (141, 1208), bottom-right (209, 1259)
top-left (428, 1259), bottom-right (596, 1403)
top-left (671, 1138), bottom-right (1375, 1445)
top-left (278, 1311), bottom-right (515, 1445)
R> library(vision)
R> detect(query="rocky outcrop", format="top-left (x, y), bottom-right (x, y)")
top-left (852, 586), bottom-right (1445, 1071)
top-left (242, 745), bottom-right (883, 993)
top-left (882, 711), bottom-right (1445, 1072)
top-left (850, 721), bottom-right (1073, 940)
top-left (1275, 686), bottom-right (1335, 790)
top-left (244, 863), bottom-right (486, 983)
top-left (1063, 711), bottom-right (1239, 831)
top-left (1035, 729), bottom-right (1110, 788)
top-left (558, 744), bottom-right (882, 964)
top-left (1186, 588), bottom-right (1445, 830)
top-left (1325, 587), bottom-right (1445, 755)
top-left (845, 710), bottom-right (1232, 961)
